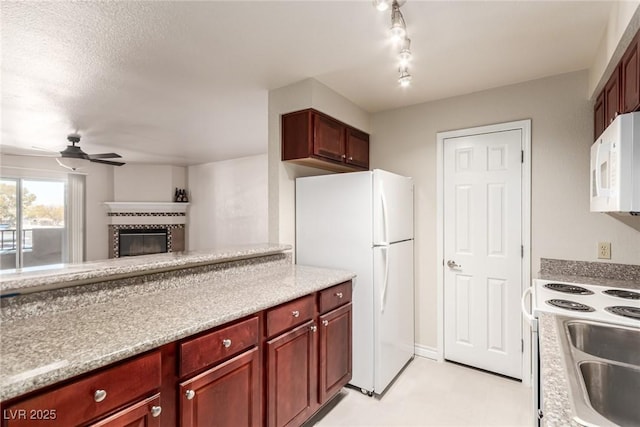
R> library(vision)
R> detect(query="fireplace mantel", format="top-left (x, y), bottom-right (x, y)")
top-left (104, 202), bottom-right (188, 227)
top-left (104, 202), bottom-right (189, 214)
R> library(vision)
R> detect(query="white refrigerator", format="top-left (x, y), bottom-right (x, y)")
top-left (296, 169), bottom-right (414, 395)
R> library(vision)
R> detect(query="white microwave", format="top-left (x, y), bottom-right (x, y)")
top-left (590, 112), bottom-right (640, 214)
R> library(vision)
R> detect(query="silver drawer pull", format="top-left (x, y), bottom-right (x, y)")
top-left (348, 157), bottom-right (353, 161)
top-left (150, 406), bottom-right (162, 417)
top-left (94, 389), bottom-right (107, 403)
top-left (222, 339), bottom-right (232, 348)
top-left (292, 310), bottom-right (300, 318)
top-left (310, 325), bottom-right (318, 332)
top-left (185, 389), bottom-right (195, 400)
top-left (322, 320), bottom-right (329, 327)
top-left (335, 292), bottom-right (343, 299)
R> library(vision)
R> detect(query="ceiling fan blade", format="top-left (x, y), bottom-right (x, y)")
top-left (1, 145), bottom-right (59, 157)
top-left (90, 158), bottom-right (125, 166)
top-left (31, 146), bottom-right (60, 153)
top-left (88, 153), bottom-right (122, 159)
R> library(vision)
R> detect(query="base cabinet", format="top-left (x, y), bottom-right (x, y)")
top-left (89, 394), bottom-right (162, 427)
top-left (179, 348), bottom-right (261, 427)
top-left (266, 321), bottom-right (317, 427)
top-left (2, 282), bottom-right (353, 427)
top-left (318, 303), bottom-right (353, 405)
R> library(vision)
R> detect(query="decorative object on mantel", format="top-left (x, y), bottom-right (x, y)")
top-left (174, 188), bottom-right (189, 202)
top-left (372, 0), bottom-right (413, 87)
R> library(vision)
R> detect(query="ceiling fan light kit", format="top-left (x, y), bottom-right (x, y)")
top-left (55, 134), bottom-right (125, 170)
top-left (374, 0), bottom-right (413, 87)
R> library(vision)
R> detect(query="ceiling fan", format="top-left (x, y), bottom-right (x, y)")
top-left (16, 133), bottom-right (125, 171)
top-left (53, 133), bottom-right (125, 170)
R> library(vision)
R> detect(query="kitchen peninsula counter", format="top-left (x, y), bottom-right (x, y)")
top-left (0, 244), bottom-right (355, 402)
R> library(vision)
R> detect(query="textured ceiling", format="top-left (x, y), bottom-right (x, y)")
top-left (1, 1), bottom-right (613, 166)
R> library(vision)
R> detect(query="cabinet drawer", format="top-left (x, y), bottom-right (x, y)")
top-left (319, 281), bottom-right (352, 313)
top-left (4, 351), bottom-right (161, 427)
top-left (89, 393), bottom-right (161, 427)
top-left (266, 295), bottom-right (315, 338)
top-left (180, 316), bottom-right (259, 377)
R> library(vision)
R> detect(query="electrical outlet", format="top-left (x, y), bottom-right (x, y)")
top-left (598, 242), bottom-right (611, 259)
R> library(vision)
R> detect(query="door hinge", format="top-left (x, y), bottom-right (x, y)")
top-left (521, 245), bottom-right (524, 258)
top-left (521, 150), bottom-right (524, 163)
top-left (521, 339), bottom-right (524, 353)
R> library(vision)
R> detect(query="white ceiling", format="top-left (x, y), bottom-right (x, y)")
top-left (1, 1), bottom-right (613, 166)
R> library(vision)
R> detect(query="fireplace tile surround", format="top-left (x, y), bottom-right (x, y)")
top-left (104, 202), bottom-right (188, 258)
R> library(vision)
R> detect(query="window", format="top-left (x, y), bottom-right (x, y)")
top-left (1, 174), bottom-right (83, 271)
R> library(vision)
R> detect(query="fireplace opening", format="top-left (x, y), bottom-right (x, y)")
top-left (119, 228), bottom-right (168, 257)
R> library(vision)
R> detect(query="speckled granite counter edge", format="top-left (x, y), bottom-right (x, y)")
top-left (538, 313), bottom-right (583, 427)
top-left (0, 243), bottom-right (291, 295)
top-left (540, 258), bottom-right (640, 285)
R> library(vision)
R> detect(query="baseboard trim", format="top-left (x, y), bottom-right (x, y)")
top-left (414, 344), bottom-right (438, 361)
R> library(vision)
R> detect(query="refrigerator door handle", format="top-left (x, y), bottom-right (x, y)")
top-left (380, 185), bottom-right (390, 245)
top-left (380, 246), bottom-right (390, 312)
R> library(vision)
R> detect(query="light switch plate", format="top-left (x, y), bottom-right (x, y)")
top-left (598, 242), bottom-right (611, 259)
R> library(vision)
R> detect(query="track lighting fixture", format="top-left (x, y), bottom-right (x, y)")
top-left (374, 0), bottom-right (414, 87)
top-left (373, 0), bottom-right (392, 12)
top-left (398, 66), bottom-right (412, 87)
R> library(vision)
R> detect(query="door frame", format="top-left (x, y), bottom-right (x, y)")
top-left (435, 119), bottom-right (532, 386)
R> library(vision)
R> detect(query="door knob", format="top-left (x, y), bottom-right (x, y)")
top-left (447, 260), bottom-right (461, 269)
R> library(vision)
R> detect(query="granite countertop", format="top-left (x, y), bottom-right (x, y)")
top-left (538, 313), bottom-right (582, 427)
top-left (538, 272), bottom-right (640, 290)
top-left (0, 260), bottom-right (355, 402)
top-left (0, 243), bottom-right (291, 295)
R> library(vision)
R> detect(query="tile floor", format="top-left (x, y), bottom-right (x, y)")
top-left (307, 357), bottom-right (533, 427)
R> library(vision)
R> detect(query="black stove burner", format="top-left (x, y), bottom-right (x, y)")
top-left (544, 283), bottom-right (594, 295)
top-left (546, 299), bottom-right (596, 312)
top-left (605, 306), bottom-right (640, 320)
top-left (603, 289), bottom-right (640, 300)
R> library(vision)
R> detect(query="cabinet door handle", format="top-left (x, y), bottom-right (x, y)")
top-left (310, 325), bottom-right (318, 332)
top-left (335, 292), bottom-right (343, 299)
top-left (322, 320), bottom-right (329, 327)
top-left (185, 389), bottom-right (196, 400)
top-left (348, 156), bottom-right (353, 161)
top-left (150, 406), bottom-right (162, 417)
top-left (292, 310), bottom-right (300, 318)
top-left (341, 154), bottom-right (346, 159)
top-left (94, 389), bottom-right (107, 403)
top-left (222, 339), bottom-right (232, 348)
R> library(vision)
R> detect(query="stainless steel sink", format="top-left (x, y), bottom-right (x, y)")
top-left (556, 317), bottom-right (640, 427)
top-left (579, 361), bottom-right (640, 426)
top-left (567, 321), bottom-right (640, 366)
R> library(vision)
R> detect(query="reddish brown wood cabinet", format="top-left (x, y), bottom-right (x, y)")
top-left (594, 29), bottom-right (640, 140)
top-left (2, 351), bottom-right (162, 427)
top-left (179, 348), bottom-right (261, 427)
top-left (318, 303), bottom-right (352, 404)
top-left (89, 394), bottom-right (162, 427)
top-left (605, 65), bottom-right (621, 127)
top-left (266, 321), bottom-right (317, 427)
top-left (594, 91), bottom-right (606, 140)
top-left (2, 282), bottom-right (353, 427)
top-left (282, 109), bottom-right (369, 172)
top-left (622, 34), bottom-right (640, 113)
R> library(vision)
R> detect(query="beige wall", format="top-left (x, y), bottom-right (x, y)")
top-left (371, 70), bottom-right (640, 349)
top-left (114, 164), bottom-right (186, 202)
top-left (188, 154), bottom-right (268, 250)
top-left (268, 78), bottom-right (371, 250)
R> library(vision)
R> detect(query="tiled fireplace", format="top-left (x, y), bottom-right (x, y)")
top-left (104, 202), bottom-right (189, 258)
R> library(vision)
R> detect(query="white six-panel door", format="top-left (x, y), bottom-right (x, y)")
top-left (443, 129), bottom-right (523, 379)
